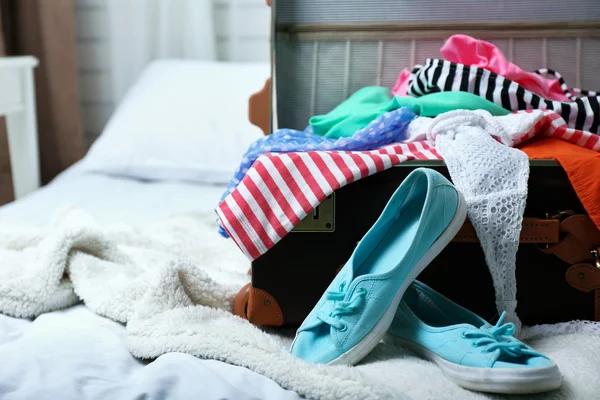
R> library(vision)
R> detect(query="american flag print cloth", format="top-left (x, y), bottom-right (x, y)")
top-left (217, 107), bottom-right (417, 240)
top-left (216, 109), bottom-right (600, 260)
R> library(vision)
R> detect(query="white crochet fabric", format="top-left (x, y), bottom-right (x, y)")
top-left (426, 110), bottom-right (530, 332)
top-left (521, 320), bottom-right (600, 341)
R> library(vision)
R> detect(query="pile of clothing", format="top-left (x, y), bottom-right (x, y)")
top-left (216, 34), bottom-right (600, 331)
top-left (394, 33), bottom-right (598, 134)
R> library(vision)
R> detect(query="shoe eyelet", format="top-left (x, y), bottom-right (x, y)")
top-left (339, 323), bottom-right (348, 332)
top-left (470, 342), bottom-right (477, 348)
top-left (460, 332), bottom-right (467, 339)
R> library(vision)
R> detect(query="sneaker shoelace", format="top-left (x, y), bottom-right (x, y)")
top-left (316, 281), bottom-right (366, 331)
top-left (463, 311), bottom-right (545, 358)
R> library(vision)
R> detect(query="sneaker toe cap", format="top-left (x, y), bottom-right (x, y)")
top-left (291, 326), bottom-right (340, 364)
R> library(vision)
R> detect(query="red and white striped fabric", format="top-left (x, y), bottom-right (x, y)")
top-left (216, 110), bottom-right (600, 260)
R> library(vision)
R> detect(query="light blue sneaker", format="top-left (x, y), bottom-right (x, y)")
top-left (387, 281), bottom-right (562, 394)
top-left (290, 168), bottom-right (467, 365)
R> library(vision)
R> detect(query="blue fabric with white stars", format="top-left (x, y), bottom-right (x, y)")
top-left (218, 107), bottom-right (416, 237)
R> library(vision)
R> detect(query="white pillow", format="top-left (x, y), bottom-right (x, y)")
top-left (82, 60), bottom-right (269, 184)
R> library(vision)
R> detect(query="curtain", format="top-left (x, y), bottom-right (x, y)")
top-left (0, 0), bottom-right (84, 204)
top-left (0, 20), bottom-right (11, 205)
top-left (106, 0), bottom-right (217, 105)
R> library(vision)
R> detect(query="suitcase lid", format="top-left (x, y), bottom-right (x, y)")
top-left (271, 1), bottom-right (600, 132)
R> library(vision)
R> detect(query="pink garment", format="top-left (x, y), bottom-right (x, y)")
top-left (391, 68), bottom-right (411, 97)
top-left (391, 34), bottom-right (571, 102)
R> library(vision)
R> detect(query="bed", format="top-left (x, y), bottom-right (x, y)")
top-left (3, 2), bottom-right (600, 399)
top-left (0, 59), bottom-right (302, 400)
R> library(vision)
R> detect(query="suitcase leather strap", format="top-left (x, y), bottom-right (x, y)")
top-left (447, 213), bottom-right (600, 320)
top-left (539, 214), bottom-right (600, 265)
top-left (544, 214), bottom-right (600, 321)
top-left (453, 217), bottom-right (560, 244)
top-left (456, 213), bottom-right (600, 320)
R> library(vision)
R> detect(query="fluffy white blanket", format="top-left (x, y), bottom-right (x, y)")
top-left (1, 207), bottom-right (599, 400)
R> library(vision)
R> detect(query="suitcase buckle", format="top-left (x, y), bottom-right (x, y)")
top-left (545, 210), bottom-right (575, 222)
top-left (592, 248), bottom-right (600, 270)
top-left (539, 213), bottom-right (600, 265)
top-left (542, 210), bottom-right (575, 249)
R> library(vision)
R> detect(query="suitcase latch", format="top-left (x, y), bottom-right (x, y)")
top-left (292, 193), bottom-right (336, 232)
top-left (592, 248), bottom-right (600, 270)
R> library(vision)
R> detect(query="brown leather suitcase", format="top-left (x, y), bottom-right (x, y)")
top-left (234, 161), bottom-right (600, 327)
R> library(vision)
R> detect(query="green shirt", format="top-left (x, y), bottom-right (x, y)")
top-left (309, 87), bottom-right (510, 138)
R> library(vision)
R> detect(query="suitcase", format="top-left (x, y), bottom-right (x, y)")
top-left (233, 0), bottom-right (600, 327)
top-left (234, 161), bottom-right (600, 326)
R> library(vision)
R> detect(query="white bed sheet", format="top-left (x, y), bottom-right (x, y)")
top-left (0, 164), bottom-right (302, 400)
top-left (0, 162), bottom-right (227, 226)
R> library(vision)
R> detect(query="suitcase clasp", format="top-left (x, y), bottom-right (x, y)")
top-left (542, 210), bottom-right (575, 249)
top-left (592, 248), bottom-right (600, 270)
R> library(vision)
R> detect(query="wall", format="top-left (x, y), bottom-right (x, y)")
top-left (74, 0), bottom-right (271, 147)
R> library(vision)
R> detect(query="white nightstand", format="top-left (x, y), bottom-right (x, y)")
top-left (0, 56), bottom-right (39, 199)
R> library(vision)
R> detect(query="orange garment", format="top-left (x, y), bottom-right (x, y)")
top-left (520, 138), bottom-right (600, 230)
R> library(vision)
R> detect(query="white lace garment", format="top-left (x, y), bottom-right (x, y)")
top-left (426, 110), bottom-right (530, 334)
top-left (409, 110), bottom-right (600, 338)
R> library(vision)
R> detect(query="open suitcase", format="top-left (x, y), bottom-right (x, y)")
top-left (234, 0), bottom-right (600, 328)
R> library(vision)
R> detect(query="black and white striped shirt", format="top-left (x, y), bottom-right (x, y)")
top-left (408, 59), bottom-right (600, 134)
